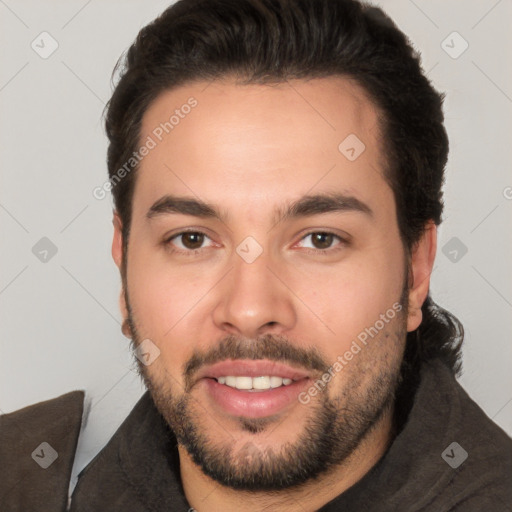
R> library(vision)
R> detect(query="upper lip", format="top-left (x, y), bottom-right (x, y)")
top-left (195, 360), bottom-right (312, 383)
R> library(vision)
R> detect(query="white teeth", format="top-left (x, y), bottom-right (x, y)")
top-left (225, 376), bottom-right (237, 387)
top-left (235, 376), bottom-right (253, 390)
top-left (253, 376), bottom-right (270, 389)
top-left (216, 376), bottom-right (294, 390)
top-left (270, 376), bottom-right (284, 388)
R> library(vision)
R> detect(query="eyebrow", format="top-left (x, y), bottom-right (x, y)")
top-left (274, 193), bottom-right (373, 224)
top-left (146, 192), bottom-right (373, 224)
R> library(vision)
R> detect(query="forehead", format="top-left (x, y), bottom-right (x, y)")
top-left (134, 76), bottom-right (391, 220)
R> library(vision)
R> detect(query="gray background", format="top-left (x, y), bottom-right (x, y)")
top-left (1, 0), bottom-right (511, 483)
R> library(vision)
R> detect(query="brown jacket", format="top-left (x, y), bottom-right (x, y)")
top-left (0, 390), bottom-right (84, 512)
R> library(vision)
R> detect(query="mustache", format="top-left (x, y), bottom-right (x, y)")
top-left (183, 333), bottom-right (330, 388)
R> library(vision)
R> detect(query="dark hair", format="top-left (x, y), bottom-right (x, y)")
top-left (104, 0), bottom-right (463, 376)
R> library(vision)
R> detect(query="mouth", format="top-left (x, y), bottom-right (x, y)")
top-left (195, 360), bottom-right (312, 419)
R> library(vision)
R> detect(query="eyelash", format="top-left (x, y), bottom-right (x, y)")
top-left (163, 230), bottom-right (348, 256)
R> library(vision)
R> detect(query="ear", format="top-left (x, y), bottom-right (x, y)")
top-left (112, 211), bottom-right (129, 322)
top-left (406, 221), bottom-right (437, 332)
top-left (112, 211), bottom-right (123, 269)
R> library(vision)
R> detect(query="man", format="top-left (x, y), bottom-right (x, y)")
top-left (1, 0), bottom-right (511, 511)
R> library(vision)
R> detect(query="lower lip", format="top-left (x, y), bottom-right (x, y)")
top-left (202, 378), bottom-right (310, 419)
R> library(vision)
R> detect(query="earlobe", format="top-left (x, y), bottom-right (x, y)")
top-left (121, 310), bottom-right (132, 338)
top-left (406, 222), bottom-right (437, 332)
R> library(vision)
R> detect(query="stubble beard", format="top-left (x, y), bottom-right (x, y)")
top-left (125, 289), bottom-right (408, 492)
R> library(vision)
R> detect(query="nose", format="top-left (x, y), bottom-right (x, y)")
top-left (212, 249), bottom-right (297, 339)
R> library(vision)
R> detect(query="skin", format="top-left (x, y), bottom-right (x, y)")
top-left (112, 76), bottom-right (436, 511)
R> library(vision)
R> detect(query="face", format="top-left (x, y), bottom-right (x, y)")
top-left (112, 77), bottom-right (426, 490)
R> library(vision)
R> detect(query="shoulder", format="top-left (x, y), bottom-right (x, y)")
top-left (447, 362), bottom-right (512, 462)
top-left (0, 390), bottom-right (85, 512)
top-left (424, 360), bottom-right (512, 509)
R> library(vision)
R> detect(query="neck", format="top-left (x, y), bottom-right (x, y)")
top-left (179, 404), bottom-right (396, 512)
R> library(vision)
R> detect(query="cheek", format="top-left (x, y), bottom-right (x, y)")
top-left (127, 260), bottom-right (201, 382)
top-left (126, 243), bottom-right (208, 340)
top-left (291, 241), bottom-right (405, 353)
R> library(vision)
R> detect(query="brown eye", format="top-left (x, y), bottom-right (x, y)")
top-left (296, 231), bottom-right (347, 253)
top-left (310, 232), bottom-right (334, 249)
top-left (164, 230), bottom-right (216, 256)
top-left (180, 232), bottom-right (205, 249)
